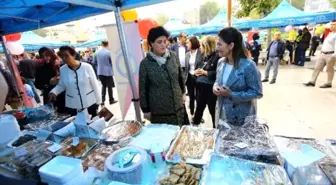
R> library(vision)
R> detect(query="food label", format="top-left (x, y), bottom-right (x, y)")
top-left (72, 137), bottom-right (80, 146)
top-left (48, 143), bottom-right (63, 153)
top-left (235, 142), bottom-right (249, 149)
top-left (14, 147), bottom-right (28, 157)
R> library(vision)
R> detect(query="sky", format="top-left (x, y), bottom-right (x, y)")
top-left (51, 0), bottom-right (226, 29)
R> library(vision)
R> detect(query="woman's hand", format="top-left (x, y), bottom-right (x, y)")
top-left (194, 69), bottom-right (208, 77)
top-left (50, 76), bottom-right (59, 85)
top-left (48, 93), bottom-right (57, 102)
top-left (214, 86), bottom-right (232, 97)
top-left (143, 112), bottom-right (151, 121)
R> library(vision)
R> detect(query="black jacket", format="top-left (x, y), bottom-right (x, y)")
top-left (169, 43), bottom-right (188, 61)
top-left (184, 50), bottom-right (203, 83)
top-left (196, 51), bottom-right (220, 85)
top-left (299, 32), bottom-right (312, 49)
top-left (266, 40), bottom-right (286, 60)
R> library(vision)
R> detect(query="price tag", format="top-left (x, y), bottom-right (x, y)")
top-left (14, 147), bottom-right (28, 157)
top-left (72, 137), bottom-right (80, 146)
top-left (48, 143), bottom-right (63, 153)
top-left (235, 142), bottom-right (249, 149)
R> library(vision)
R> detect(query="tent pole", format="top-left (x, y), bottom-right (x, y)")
top-left (114, 5), bottom-right (142, 122)
top-left (228, 0), bottom-right (232, 27)
top-left (0, 36), bottom-right (23, 106)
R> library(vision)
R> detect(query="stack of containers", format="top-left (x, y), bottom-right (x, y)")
top-left (39, 156), bottom-right (84, 185)
top-left (105, 146), bottom-right (154, 184)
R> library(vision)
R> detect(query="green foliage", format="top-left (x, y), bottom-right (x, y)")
top-left (236, 0), bottom-right (280, 18)
top-left (329, 0), bottom-right (336, 8)
top-left (156, 14), bottom-right (169, 25)
top-left (199, 1), bottom-right (220, 24)
top-left (291, 0), bottom-right (306, 10)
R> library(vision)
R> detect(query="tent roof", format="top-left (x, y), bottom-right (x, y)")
top-left (234, 0), bottom-right (336, 29)
top-left (164, 18), bottom-right (190, 32)
top-left (0, 0), bottom-right (173, 35)
top-left (263, 0), bottom-right (310, 19)
top-left (200, 8), bottom-right (238, 28)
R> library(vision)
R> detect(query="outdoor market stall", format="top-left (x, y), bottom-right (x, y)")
top-left (0, 105), bottom-right (335, 185)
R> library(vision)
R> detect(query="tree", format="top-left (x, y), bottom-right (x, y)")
top-left (236, 0), bottom-right (280, 18)
top-left (156, 14), bottom-right (169, 25)
top-left (328, 0), bottom-right (336, 8)
top-left (33, 28), bottom-right (49, 37)
top-left (199, 1), bottom-right (220, 24)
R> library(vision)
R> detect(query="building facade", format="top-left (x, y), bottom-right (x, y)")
top-left (305, 0), bottom-right (334, 12)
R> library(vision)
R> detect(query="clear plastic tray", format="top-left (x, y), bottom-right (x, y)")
top-left (100, 120), bottom-right (142, 142)
top-left (201, 153), bottom-right (292, 185)
top-left (129, 124), bottom-right (180, 152)
top-left (60, 137), bottom-right (98, 158)
top-left (166, 126), bottom-right (218, 165)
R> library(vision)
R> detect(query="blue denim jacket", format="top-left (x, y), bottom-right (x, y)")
top-left (215, 58), bottom-right (263, 126)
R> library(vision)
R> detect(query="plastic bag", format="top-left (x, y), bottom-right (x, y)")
top-left (215, 120), bottom-right (279, 164)
top-left (201, 154), bottom-right (292, 185)
top-left (23, 104), bottom-right (54, 123)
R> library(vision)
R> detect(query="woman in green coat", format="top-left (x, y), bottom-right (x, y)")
top-left (139, 26), bottom-right (187, 126)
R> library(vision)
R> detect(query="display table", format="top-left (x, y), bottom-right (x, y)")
top-left (0, 111), bottom-right (335, 185)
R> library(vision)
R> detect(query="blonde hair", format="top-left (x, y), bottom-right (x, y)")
top-left (200, 36), bottom-right (217, 56)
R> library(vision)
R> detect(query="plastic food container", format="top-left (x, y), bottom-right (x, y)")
top-left (105, 147), bottom-right (152, 184)
top-left (0, 114), bottom-right (21, 146)
top-left (39, 156), bottom-right (83, 185)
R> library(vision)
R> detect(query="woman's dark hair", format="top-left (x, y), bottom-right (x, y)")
top-left (252, 33), bottom-right (260, 40)
top-left (188, 36), bottom-right (200, 50)
top-left (218, 27), bottom-right (249, 68)
top-left (38, 47), bottom-right (49, 58)
top-left (59, 46), bottom-right (77, 57)
top-left (147, 26), bottom-right (170, 47)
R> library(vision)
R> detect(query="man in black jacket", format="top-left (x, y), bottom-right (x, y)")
top-left (262, 32), bottom-right (285, 84)
top-left (295, 27), bottom-right (312, 66)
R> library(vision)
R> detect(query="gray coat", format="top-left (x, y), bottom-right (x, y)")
top-left (139, 51), bottom-right (187, 125)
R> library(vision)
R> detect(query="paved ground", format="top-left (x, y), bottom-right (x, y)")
top-left (107, 61), bottom-right (336, 140)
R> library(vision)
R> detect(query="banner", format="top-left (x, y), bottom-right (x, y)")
top-left (105, 22), bottom-right (143, 119)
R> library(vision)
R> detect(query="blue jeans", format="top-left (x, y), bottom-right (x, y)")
top-left (295, 48), bottom-right (306, 66)
top-left (26, 78), bottom-right (41, 103)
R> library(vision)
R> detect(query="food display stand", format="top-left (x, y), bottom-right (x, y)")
top-left (0, 107), bottom-right (335, 185)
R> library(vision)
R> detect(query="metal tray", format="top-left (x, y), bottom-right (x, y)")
top-left (100, 120), bottom-right (142, 142)
top-left (60, 137), bottom-right (98, 159)
top-left (166, 126), bottom-right (218, 165)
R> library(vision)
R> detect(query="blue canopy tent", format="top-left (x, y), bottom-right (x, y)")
top-left (234, 0), bottom-right (336, 29)
top-left (171, 8), bottom-right (239, 36)
top-left (0, 0), bottom-right (173, 121)
top-left (0, 31), bottom-right (68, 52)
top-left (163, 18), bottom-right (190, 33)
top-left (75, 32), bottom-right (107, 48)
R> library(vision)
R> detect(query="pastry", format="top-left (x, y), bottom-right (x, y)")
top-left (179, 173), bottom-right (192, 184)
top-left (168, 174), bottom-right (180, 184)
top-left (170, 165), bottom-right (186, 176)
top-left (160, 178), bottom-right (174, 185)
top-left (188, 179), bottom-right (198, 185)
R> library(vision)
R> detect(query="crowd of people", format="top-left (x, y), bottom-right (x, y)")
top-left (1, 21), bottom-right (335, 128)
top-left (0, 42), bottom-right (117, 118)
top-left (139, 26), bottom-right (263, 128)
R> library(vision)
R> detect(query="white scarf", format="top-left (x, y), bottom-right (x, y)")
top-left (149, 50), bottom-right (170, 66)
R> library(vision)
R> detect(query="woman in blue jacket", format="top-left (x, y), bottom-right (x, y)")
top-left (213, 27), bottom-right (263, 127)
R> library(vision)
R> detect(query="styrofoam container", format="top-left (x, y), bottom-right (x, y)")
top-left (0, 114), bottom-right (21, 146)
top-left (39, 156), bottom-right (83, 184)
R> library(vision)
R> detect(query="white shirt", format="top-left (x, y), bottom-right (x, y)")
top-left (221, 63), bottom-right (233, 86)
top-left (51, 62), bottom-right (101, 110)
top-left (179, 46), bottom-right (186, 67)
top-left (189, 50), bottom-right (197, 75)
top-left (321, 32), bottom-right (336, 55)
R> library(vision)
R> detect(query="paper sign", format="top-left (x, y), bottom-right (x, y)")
top-left (72, 137), bottom-right (79, 146)
top-left (89, 118), bottom-right (106, 133)
top-left (75, 111), bottom-right (87, 126)
top-left (235, 142), bottom-right (249, 149)
top-left (36, 129), bottom-right (52, 141)
top-left (48, 143), bottom-right (63, 153)
top-left (14, 147), bottom-right (27, 157)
